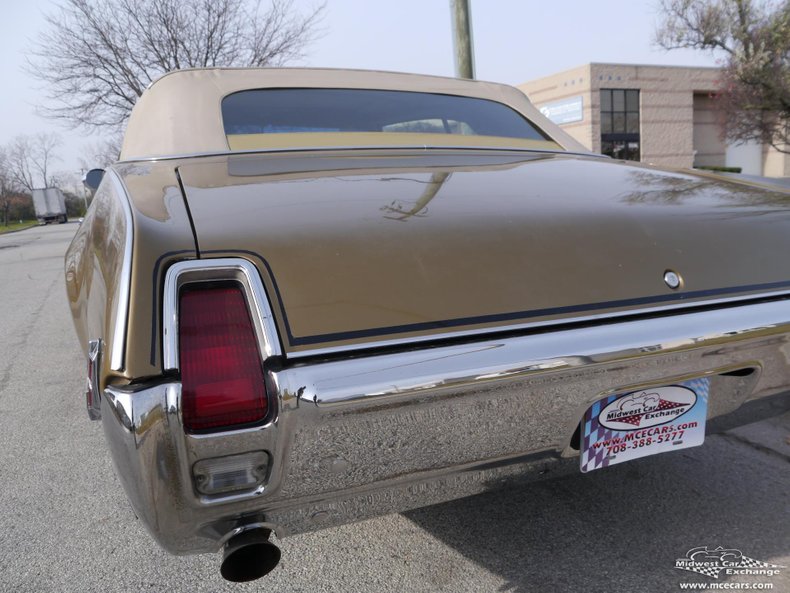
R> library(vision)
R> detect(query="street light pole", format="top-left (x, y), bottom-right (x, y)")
top-left (80, 169), bottom-right (89, 213)
top-left (450, 0), bottom-right (475, 79)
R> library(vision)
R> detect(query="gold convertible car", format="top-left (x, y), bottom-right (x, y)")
top-left (66, 68), bottom-right (790, 582)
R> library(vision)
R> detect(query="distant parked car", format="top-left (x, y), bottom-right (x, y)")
top-left (65, 68), bottom-right (790, 582)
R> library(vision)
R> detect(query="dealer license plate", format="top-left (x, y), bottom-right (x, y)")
top-left (580, 378), bottom-right (709, 473)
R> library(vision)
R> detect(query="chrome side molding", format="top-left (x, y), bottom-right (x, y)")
top-left (107, 168), bottom-right (134, 372)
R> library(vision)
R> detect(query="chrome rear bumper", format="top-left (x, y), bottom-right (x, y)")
top-left (102, 298), bottom-right (790, 554)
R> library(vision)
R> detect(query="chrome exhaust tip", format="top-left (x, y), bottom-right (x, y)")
top-left (220, 529), bottom-right (281, 582)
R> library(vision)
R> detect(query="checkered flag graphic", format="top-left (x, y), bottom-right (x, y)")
top-left (581, 395), bottom-right (617, 472)
top-left (738, 556), bottom-right (784, 569)
top-left (676, 564), bottom-right (725, 578)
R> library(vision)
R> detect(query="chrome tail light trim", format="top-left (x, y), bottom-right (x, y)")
top-left (162, 258), bottom-right (282, 372)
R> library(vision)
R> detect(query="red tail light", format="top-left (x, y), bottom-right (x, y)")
top-left (179, 284), bottom-right (268, 432)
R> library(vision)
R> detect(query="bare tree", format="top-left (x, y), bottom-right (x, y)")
top-left (5, 134), bottom-right (62, 192)
top-left (80, 135), bottom-right (124, 170)
top-left (28, 0), bottom-right (325, 129)
top-left (0, 149), bottom-right (13, 226)
top-left (655, 0), bottom-right (790, 153)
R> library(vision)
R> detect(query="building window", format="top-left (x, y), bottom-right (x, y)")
top-left (600, 89), bottom-right (640, 161)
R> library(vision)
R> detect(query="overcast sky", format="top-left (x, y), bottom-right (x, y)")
top-left (0, 0), bottom-right (720, 178)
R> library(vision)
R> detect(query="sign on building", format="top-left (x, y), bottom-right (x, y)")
top-left (538, 96), bottom-right (584, 125)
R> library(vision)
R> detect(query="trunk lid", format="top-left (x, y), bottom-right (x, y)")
top-left (177, 150), bottom-right (790, 355)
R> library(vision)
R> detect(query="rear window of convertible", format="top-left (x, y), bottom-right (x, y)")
top-left (221, 88), bottom-right (551, 147)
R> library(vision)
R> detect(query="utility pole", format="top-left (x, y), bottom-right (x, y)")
top-left (450, 0), bottom-right (475, 79)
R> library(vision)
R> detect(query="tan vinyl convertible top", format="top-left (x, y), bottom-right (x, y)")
top-left (119, 67), bottom-right (589, 160)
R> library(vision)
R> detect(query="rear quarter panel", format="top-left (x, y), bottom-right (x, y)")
top-left (65, 164), bottom-right (197, 386)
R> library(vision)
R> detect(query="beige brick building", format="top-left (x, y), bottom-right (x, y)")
top-left (519, 63), bottom-right (789, 178)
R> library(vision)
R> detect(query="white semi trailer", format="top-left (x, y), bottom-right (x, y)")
top-left (31, 188), bottom-right (68, 224)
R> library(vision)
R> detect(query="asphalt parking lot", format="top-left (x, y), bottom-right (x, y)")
top-left (0, 224), bottom-right (787, 593)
